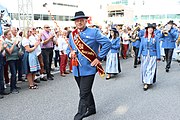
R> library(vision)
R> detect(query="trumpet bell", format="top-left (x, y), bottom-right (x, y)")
top-left (163, 32), bottom-right (168, 36)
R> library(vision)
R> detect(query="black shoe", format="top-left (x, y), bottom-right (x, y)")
top-left (18, 78), bottom-right (25, 82)
top-left (64, 71), bottom-right (70, 74)
top-left (0, 94), bottom-right (4, 99)
top-left (106, 75), bottom-right (111, 80)
top-left (50, 74), bottom-right (54, 77)
top-left (84, 110), bottom-right (96, 118)
top-left (34, 79), bottom-right (41, 83)
top-left (1, 91), bottom-right (10, 95)
top-left (166, 68), bottom-right (169, 72)
top-left (40, 77), bottom-right (47, 81)
top-left (74, 113), bottom-right (83, 120)
top-left (11, 89), bottom-right (19, 94)
top-left (143, 84), bottom-right (148, 91)
top-left (36, 73), bottom-right (40, 76)
top-left (134, 65), bottom-right (137, 68)
top-left (47, 77), bottom-right (54, 80)
top-left (15, 86), bottom-right (21, 90)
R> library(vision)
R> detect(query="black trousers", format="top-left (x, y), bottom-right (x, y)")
top-left (164, 48), bottom-right (174, 69)
top-left (74, 75), bottom-right (96, 120)
top-left (41, 48), bottom-right (53, 78)
top-left (54, 50), bottom-right (60, 67)
top-left (133, 46), bottom-right (139, 66)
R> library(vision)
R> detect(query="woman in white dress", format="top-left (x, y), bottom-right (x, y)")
top-left (22, 29), bottom-right (40, 89)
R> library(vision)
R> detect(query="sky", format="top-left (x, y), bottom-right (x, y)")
top-left (0, 0), bottom-right (180, 16)
top-left (1, 0), bottom-right (179, 11)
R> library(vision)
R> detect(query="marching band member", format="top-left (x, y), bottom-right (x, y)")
top-left (131, 25), bottom-right (141, 68)
top-left (67, 11), bottom-right (111, 120)
top-left (160, 20), bottom-right (179, 72)
top-left (138, 23), bottom-right (161, 91)
top-left (105, 28), bottom-right (121, 79)
top-left (153, 23), bottom-right (161, 38)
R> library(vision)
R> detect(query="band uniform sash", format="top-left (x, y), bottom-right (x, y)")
top-left (72, 29), bottom-right (105, 77)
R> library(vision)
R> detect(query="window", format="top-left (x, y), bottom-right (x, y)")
top-left (65, 16), bottom-right (69, 21)
top-left (168, 14), bottom-right (176, 19)
top-left (159, 15), bottom-right (166, 19)
top-left (34, 14), bottom-right (40, 20)
top-left (108, 11), bottom-right (116, 17)
top-left (150, 15), bottom-right (155, 20)
top-left (57, 15), bottom-right (64, 21)
top-left (42, 14), bottom-right (49, 20)
top-left (154, 15), bottom-right (160, 19)
top-left (11, 13), bottom-right (19, 20)
top-left (141, 15), bottom-right (149, 20)
top-left (176, 14), bottom-right (180, 19)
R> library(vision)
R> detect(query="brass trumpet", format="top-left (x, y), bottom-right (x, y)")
top-left (130, 26), bottom-right (140, 42)
top-left (162, 25), bottom-right (171, 36)
top-left (176, 34), bottom-right (180, 45)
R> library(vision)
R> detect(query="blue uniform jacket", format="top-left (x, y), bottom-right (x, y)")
top-left (67, 27), bottom-right (112, 77)
top-left (110, 37), bottom-right (120, 53)
top-left (138, 36), bottom-right (161, 59)
top-left (160, 28), bottom-right (179, 48)
top-left (132, 31), bottom-right (142, 48)
top-left (154, 29), bottom-right (161, 39)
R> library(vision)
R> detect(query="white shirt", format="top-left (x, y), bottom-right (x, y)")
top-left (53, 36), bottom-right (59, 51)
top-left (122, 33), bottom-right (130, 45)
top-left (11, 35), bottom-right (21, 43)
top-left (58, 37), bottom-right (68, 55)
top-left (29, 34), bottom-right (41, 56)
top-left (22, 37), bottom-right (30, 50)
top-left (11, 34), bottom-right (22, 48)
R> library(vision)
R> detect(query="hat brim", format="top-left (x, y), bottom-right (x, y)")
top-left (145, 26), bottom-right (155, 29)
top-left (71, 16), bottom-right (89, 21)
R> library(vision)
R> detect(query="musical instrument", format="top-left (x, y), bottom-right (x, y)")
top-left (130, 26), bottom-right (140, 42)
top-left (162, 24), bottom-right (171, 36)
top-left (176, 34), bottom-right (180, 46)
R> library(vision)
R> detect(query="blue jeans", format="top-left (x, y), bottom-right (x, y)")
top-left (8, 60), bottom-right (18, 91)
top-left (17, 58), bottom-right (23, 80)
top-left (0, 65), bottom-right (4, 94)
top-left (0, 53), bottom-right (5, 93)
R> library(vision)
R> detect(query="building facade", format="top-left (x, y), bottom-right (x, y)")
top-left (1, 0), bottom-right (79, 29)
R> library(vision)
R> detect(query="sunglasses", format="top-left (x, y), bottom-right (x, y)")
top-left (32, 28), bottom-right (36, 30)
top-left (45, 27), bottom-right (50, 28)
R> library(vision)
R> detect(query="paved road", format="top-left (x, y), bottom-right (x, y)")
top-left (0, 58), bottom-right (180, 120)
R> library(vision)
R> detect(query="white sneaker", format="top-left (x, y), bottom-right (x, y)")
top-left (54, 67), bottom-right (59, 71)
top-left (4, 84), bottom-right (7, 89)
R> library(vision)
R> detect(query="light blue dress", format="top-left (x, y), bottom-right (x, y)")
top-left (106, 37), bottom-right (121, 74)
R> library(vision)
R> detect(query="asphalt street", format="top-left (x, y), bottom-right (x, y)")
top-left (0, 57), bottom-right (180, 120)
